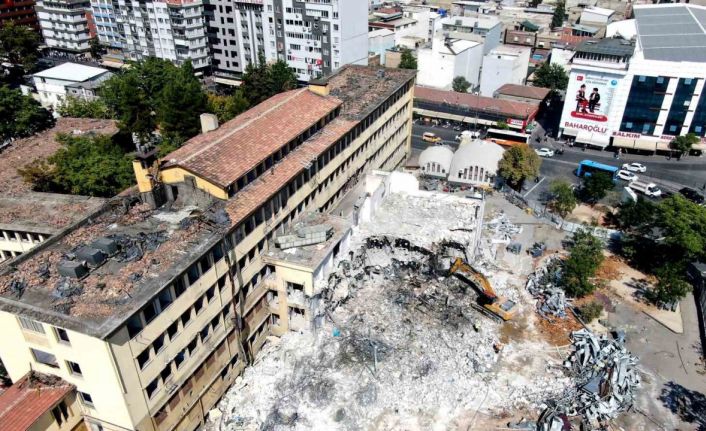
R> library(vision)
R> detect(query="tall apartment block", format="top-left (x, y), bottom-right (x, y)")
top-left (0, 0), bottom-right (39, 30)
top-left (263, 0), bottom-right (368, 81)
top-left (35, 0), bottom-right (94, 53)
top-left (0, 66), bottom-right (416, 431)
top-left (207, 0), bottom-right (265, 79)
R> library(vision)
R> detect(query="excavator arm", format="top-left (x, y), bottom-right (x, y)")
top-left (449, 258), bottom-right (497, 300)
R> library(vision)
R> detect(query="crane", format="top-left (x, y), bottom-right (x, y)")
top-left (449, 258), bottom-right (517, 321)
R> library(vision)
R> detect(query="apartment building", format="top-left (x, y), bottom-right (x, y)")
top-left (263, 0), bottom-right (368, 81)
top-left (0, 66), bottom-right (416, 431)
top-left (32, 62), bottom-right (113, 110)
top-left (207, 0), bottom-right (265, 79)
top-left (35, 0), bottom-right (93, 53)
top-left (437, 14), bottom-right (501, 55)
top-left (0, 0), bottom-right (39, 30)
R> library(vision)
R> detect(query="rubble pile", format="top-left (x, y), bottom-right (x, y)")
top-left (486, 211), bottom-right (522, 243)
top-left (540, 329), bottom-right (641, 430)
top-left (526, 257), bottom-right (569, 319)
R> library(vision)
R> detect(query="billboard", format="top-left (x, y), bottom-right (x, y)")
top-left (560, 71), bottom-right (621, 137)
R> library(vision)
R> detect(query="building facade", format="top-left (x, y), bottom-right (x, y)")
top-left (479, 45), bottom-right (531, 97)
top-left (263, 0), bottom-right (368, 81)
top-left (207, 0), bottom-right (265, 79)
top-left (0, 66), bottom-right (416, 431)
top-left (32, 62), bottom-right (112, 110)
top-left (0, 0), bottom-right (39, 30)
top-left (417, 37), bottom-right (483, 91)
top-left (36, 0), bottom-right (93, 53)
top-left (436, 14), bottom-right (501, 55)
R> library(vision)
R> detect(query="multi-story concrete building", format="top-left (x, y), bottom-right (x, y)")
top-left (0, 65), bottom-right (416, 431)
top-left (35, 0), bottom-right (93, 53)
top-left (263, 0), bottom-right (368, 81)
top-left (436, 14), bottom-right (502, 55)
top-left (559, 4), bottom-right (706, 153)
top-left (479, 45), bottom-right (531, 97)
top-left (417, 37), bottom-right (483, 91)
top-left (0, 0), bottom-right (39, 30)
top-left (207, 0), bottom-right (265, 80)
top-left (32, 62), bottom-right (113, 110)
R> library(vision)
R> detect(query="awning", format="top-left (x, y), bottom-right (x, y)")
top-left (413, 108), bottom-right (465, 122)
top-left (575, 130), bottom-right (610, 148)
top-left (633, 139), bottom-right (657, 151)
top-left (692, 143), bottom-right (706, 151)
top-left (101, 60), bottom-right (128, 69)
top-left (612, 136), bottom-right (635, 149)
top-left (213, 77), bottom-right (242, 87)
top-left (463, 117), bottom-right (495, 126)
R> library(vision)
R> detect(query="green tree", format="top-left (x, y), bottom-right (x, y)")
top-left (0, 22), bottom-right (40, 70)
top-left (268, 59), bottom-right (298, 95)
top-left (577, 300), bottom-right (603, 322)
top-left (89, 36), bottom-right (103, 59)
top-left (552, 0), bottom-right (566, 29)
top-left (207, 91), bottom-right (250, 124)
top-left (452, 76), bottom-right (471, 93)
top-left (497, 144), bottom-right (541, 190)
top-left (549, 180), bottom-right (577, 217)
top-left (670, 133), bottom-right (698, 156)
top-left (241, 52), bottom-right (297, 106)
top-left (58, 97), bottom-right (113, 119)
top-left (18, 133), bottom-right (133, 197)
top-left (615, 197), bottom-right (657, 234)
top-left (0, 86), bottom-right (54, 141)
top-left (563, 229), bottom-right (604, 297)
top-left (398, 48), bottom-right (417, 70)
top-left (533, 62), bottom-right (569, 93)
top-left (158, 61), bottom-right (207, 140)
top-left (495, 120), bottom-right (510, 130)
top-left (646, 264), bottom-right (692, 305)
top-left (656, 194), bottom-right (706, 261)
top-left (580, 172), bottom-right (614, 204)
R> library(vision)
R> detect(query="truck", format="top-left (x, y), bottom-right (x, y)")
top-left (449, 258), bottom-right (518, 321)
top-left (628, 180), bottom-right (662, 198)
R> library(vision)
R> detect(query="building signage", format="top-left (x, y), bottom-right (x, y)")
top-left (613, 130), bottom-right (706, 144)
top-left (560, 71), bottom-right (621, 137)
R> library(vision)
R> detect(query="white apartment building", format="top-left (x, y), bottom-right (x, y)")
top-left (208, 0), bottom-right (265, 78)
top-left (32, 62), bottom-right (113, 110)
top-left (110, 0), bottom-right (210, 70)
top-left (91, 0), bottom-right (122, 50)
top-left (436, 14), bottom-right (501, 55)
top-left (559, 4), bottom-right (706, 153)
top-left (263, 0), bottom-right (368, 81)
top-left (402, 4), bottom-right (440, 42)
top-left (479, 45), bottom-right (531, 97)
top-left (417, 37), bottom-right (483, 91)
top-left (36, 0), bottom-right (93, 53)
top-left (368, 28), bottom-right (394, 65)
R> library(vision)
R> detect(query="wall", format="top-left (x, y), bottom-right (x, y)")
top-left (339, 0), bottom-right (369, 67)
top-left (369, 32), bottom-right (395, 65)
top-left (30, 392), bottom-right (84, 431)
top-left (479, 48), bottom-right (530, 97)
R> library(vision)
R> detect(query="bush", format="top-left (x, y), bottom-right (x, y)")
top-left (577, 301), bottom-right (603, 322)
top-left (563, 229), bottom-right (604, 297)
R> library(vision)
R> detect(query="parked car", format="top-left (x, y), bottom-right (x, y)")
top-left (617, 170), bottom-right (638, 182)
top-left (628, 180), bottom-right (662, 197)
top-left (422, 132), bottom-right (442, 143)
top-left (535, 148), bottom-right (555, 157)
top-left (621, 162), bottom-right (647, 173)
top-left (679, 187), bottom-right (705, 204)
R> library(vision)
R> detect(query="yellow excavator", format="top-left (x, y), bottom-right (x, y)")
top-left (449, 257), bottom-right (517, 321)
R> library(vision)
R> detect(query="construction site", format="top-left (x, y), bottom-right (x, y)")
top-left (203, 171), bottom-right (651, 431)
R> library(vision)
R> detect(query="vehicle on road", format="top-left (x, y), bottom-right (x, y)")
top-left (617, 170), bottom-right (639, 182)
top-left (422, 132), bottom-right (442, 143)
top-left (486, 128), bottom-right (530, 148)
top-left (576, 160), bottom-right (619, 180)
top-left (455, 130), bottom-right (479, 141)
top-left (622, 162), bottom-right (647, 173)
top-left (679, 187), bottom-right (705, 204)
top-left (628, 181), bottom-right (662, 197)
top-left (535, 148), bottom-right (555, 157)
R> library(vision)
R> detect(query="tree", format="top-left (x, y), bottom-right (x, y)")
top-left (452, 76), bottom-right (471, 93)
top-left (58, 97), bottom-right (113, 119)
top-left (577, 301), bottom-right (603, 322)
top-left (268, 59), bottom-right (298, 95)
top-left (18, 133), bottom-right (133, 197)
top-left (533, 62), bottom-right (569, 93)
top-left (0, 86), bottom-right (54, 141)
top-left (563, 229), bottom-right (604, 297)
top-left (207, 91), bottom-right (250, 124)
top-left (0, 22), bottom-right (40, 70)
top-left (580, 172), bottom-right (614, 204)
top-left (398, 48), bottom-right (417, 70)
top-left (497, 144), bottom-right (541, 190)
top-left (670, 133), bottom-right (698, 156)
top-left (241, 52), bottom-right (297, 106)
top-left (552, 0), bottom-right (566, 29)
top-left (656, 194), bottom-right (706, 262)
top-left (645, 264), bottom-right (692, 305)
top-left (89, 36), bottom-right (103, 59)
top-left (549, 180), bottom-right (577, 217)
top-left (495, 120), bottom-right (510, 130)
top-left (158, 61), bottom-right (207, 141)
top-left (615, 197), bottom-right (657, 234)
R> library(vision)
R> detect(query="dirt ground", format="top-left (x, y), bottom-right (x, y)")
top-left (565, 203), bottom-right (611, 225)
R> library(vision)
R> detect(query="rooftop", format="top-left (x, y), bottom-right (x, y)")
top-left (439, 14), bottom-right (500, 29)
top-left (369, 28), bottom-right (395, 37)
top-left (575, 38), bottom-right (635, 57)
top-left (0, 193), bottom-right (105, 234)
top-left (33, 62), bottom-right (110, 82)
top-left (415, 85), bottom-right (539, 119)
top-left (495, 84), bottom-right (551, 101)
top-left (437, 38), bottom-right (481, 55)
top-left (582, 6), bottom-right (615, 17)
top-left (0, 372), bottom-right (74, 431)
top-left (634, 4), bottom-right (706, 62)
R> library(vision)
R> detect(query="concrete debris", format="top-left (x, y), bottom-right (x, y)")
top-left (275, 224), bottom-right (334, 250)
top-left (540, 329), bottom-right (641, 430)
top-left (487, 211), bottom-right (522, 243)
top-left (526, 257), bottom-right (569, 319)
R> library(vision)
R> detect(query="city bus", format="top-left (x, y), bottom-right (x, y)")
top-left (485, 128), bottom-right (530, 148)
top-left (575, 160), bottom-right (619, 180)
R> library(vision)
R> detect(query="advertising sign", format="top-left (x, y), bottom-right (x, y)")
top-left (561, 71), bottom-right (621, 136)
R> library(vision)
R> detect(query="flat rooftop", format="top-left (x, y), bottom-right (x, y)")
top-left (33, 62), bottom-right (110, 82)
top-left (0, 193), bottom-right (105, 233)
top-left (634, 4), bottom-right (706, 62)
top-left (575, 38), bottom-right (635, 57)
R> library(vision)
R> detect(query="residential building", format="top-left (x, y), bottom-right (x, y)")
top-left (369, 7), bottom-right (421, 47)
top-left (559, 4), bottom-right (706, 152)
top-left (264, 0), bottom-right (369, 82)
top-left (436, 14), bottom-right (502, 54)
top-left (0, 0), bottom-right (39, 30)
top-left (0, 65), bottom-right (416, 431)
top-left (35, 0), bottom-right (93, 53)
top-left (495, 83), bottom-right (550, 104)
top-left (479, 45), bottom-right (531, 97)
top-left (579, 6), bottom-right (615, 28)
top-left (90, 0), bottom-right (121, 50)
top-left (32, 62), bottom-right (113, 110)
top-left (369, 28), bottom-right (395, 66)
top-left (0, 371), bottom-right (83, 431)
top-left (207, 0), bottom-right (265, 80)
top-left (417, 36), bottom-right (483, 91)
top-left (402, 4), bottom-right (440, 42)
top-left (452, 0), bottom-right (496, 16)
top-left (504, 28), bottom-right (537, 48)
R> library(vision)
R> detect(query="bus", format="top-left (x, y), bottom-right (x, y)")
top-left (485, 128), bottom-right (530, 148)
top-left (576, 160), bottom-right (619, 180)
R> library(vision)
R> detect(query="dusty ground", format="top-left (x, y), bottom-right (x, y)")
top-left (565, 203), bottom-right (610, 226)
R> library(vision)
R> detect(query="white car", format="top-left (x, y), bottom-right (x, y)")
top-left (622, 162), bottom-right (647, 173)
top-left (617, 170), bottom-right (638, 182)
top-left (535, 148), bottom-right (555, 157)
top-left (455, 130), bottom-right (480, 141)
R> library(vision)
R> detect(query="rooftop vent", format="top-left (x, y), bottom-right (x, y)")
top-left (58, 261), bottom-right (88, 279)
top-left (76, 246), bottom-right (107, 267)
top-left (91, 237), bottom-right (119, 255)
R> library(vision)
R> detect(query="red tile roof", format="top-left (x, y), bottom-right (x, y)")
top-left (495, 84), bottom-right (551, 101)
top-left (0, 372), bottom-right (74, 431)
top-left (163, 89), bottom-right (342, 188)
top-left (414, 86), bottom-right (539, 119)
